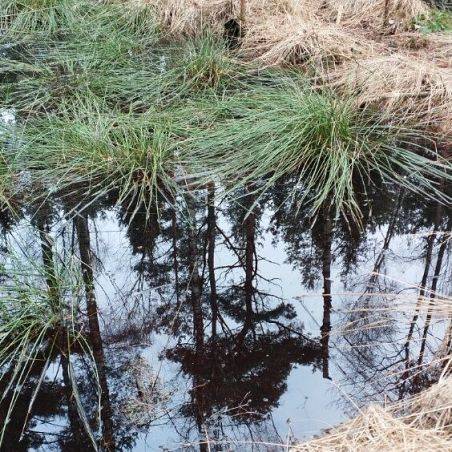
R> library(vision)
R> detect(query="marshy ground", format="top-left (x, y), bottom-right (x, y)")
top-left (0, 1), bottom-right (451, 451)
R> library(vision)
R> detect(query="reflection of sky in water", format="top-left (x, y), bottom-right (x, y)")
top-left (4, 200), bottom-right (450, 451)
top-left (0, 109), bottom-right (15, 125)
top-left (0, 108), bottom-right (16, 139)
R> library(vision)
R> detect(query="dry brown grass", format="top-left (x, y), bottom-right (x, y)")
top-left (328, 54), bottom-right (452, 142)
top-left (145, 0), bottom-right (318, 38)
top-left (322, 0), bottom-right (430, 31)
top-left (148, 0), bottom-right (233, 37)
top-left (292, 375), bottom-right (452, 451)
top-left (293, 282), bottom-right (452, 451)
top-left (240, 14), bottom-right (374, 68)
top-left (383, 32), bottom-right (452, 65)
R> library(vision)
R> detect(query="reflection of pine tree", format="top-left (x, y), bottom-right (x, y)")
top-left (0, 352), bottom-right (64, 451)
top-left (167, 331), bottom-right (321, 424)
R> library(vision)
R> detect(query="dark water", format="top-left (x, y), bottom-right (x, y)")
top-left (0, 179), bottom-right (450, 451)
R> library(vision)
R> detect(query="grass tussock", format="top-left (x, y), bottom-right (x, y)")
top-left (18, 106), bottom-right (184, 215)
top-left (292, 375), bottom-right (452, 451)
top-left (0, 0), bottom-right (79, 38)
top-left (1, 48), bottom-right (160, 113)
top-left (0, 253), bottom-right (97, 447)
top-left (188, 81), bottom-right (451, 219)
top-left (160, 34), bottom-right (250, 98)
top-left (0, 1), bottom-right (163, 112)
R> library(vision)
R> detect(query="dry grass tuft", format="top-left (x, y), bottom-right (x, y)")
top-left (292, 375), bottom-right (452, 451)
top-left (323, 0), bottom-right (430, 31)
top-left (240, 14), bottom-right (374, 68)
top-left (401, 376), bottom-right (452, 433)
top-left (137, 0), bottom-right (319, 38)
top-left (329, 54), bottom-right (452, 142)
top-left (382, 32), bottom-right (452, 65)
top-left (149, 0), bottom-right (233, 37)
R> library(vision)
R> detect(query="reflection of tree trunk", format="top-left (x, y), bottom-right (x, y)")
top-left (61, 354), bottom-right (89, 449)
top-left (236, 190), bottom-right (256, 345)
top-left (244, 191), bottom-right (256, 326)
top-left (37, 213), bottom-right (60, 308)
top-left (187, 196), bottom-right (207, 450)
top-left (320, 206), bottom-right (333, 380)
top-left (244, 207), bottom-right (255, 325)
top-left (37, 213), bottom-right (93, 447)
top-left (192, 368), bottom-right (208, 452)
top-left (417, 217), bottom-right (451, 366)
top-left (2, 213), bottom-right (52, 447)
top-left (207, 182), bottom-right (218, 339)
top-left (402, 203), bottom-right (443, 388)
top-left (172, 207), bottom-right (180, 305)
top-left (366, 189), bottom-right (404, 293)
top-left (187, 198), bottom-right (205, 353)
top-left (74, 213), bottom-right (115, 452)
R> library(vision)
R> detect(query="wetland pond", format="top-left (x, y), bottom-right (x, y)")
top-left (1, 3), bottom-right (451, 450)
top-left (0, 180), bottom-right (450, 451)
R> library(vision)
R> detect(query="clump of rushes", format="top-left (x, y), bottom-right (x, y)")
top-left (188, 80), bottom-right (452, 220)
top-left (18, 106), bottom-right (185, 218)
top-left (159, 34), bottom-right (249, 102)
top-left (0, 0), bottom-right (79, 39)
top-left (0, 253), bottom-right (97, 448)
top-left (177, 35), bottom-right (243, 91)
top-left (1, 47), bottom-right (161, 113)
top-left (1, 2), bottom-right (162, 113)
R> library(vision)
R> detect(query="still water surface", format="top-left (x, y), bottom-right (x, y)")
top-left (0, 182), bottom-right (450, 451)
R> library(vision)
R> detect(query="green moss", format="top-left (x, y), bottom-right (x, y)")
top-left (412, 10), bottom-right (452, 33)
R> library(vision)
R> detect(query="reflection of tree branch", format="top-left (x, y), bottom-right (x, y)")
top-left (418, 218), bottom-right (451, 366)
top-left (320, 204), bottom-right (333, 380)
top-left (363, 189), bottom-right (405, 294)
top-left (216, 225), bottom-right (246, 268)
top-left (207, 182), bottom-right (218, 339)
top-left (402, 203), bottom-right (443, 394)
top-left (264, 319), bottom-right (317, 343)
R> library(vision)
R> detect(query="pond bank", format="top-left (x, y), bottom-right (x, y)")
top-left (294, 375), bottom-right (452, 451)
